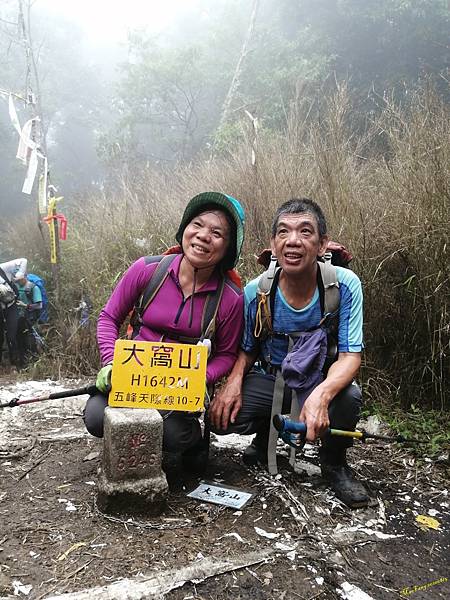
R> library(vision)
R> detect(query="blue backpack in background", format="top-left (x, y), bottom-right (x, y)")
top-left (27, 273), bottom-right (49, 323)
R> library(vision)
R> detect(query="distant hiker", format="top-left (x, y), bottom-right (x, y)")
top-left (15, 272), bottom-right (44, 363)
top-left (0, 258), bottom-right (27, 368)
top-left (84, 192), bottom-right (245, 476)
top-left (15, 273), bottom-right (43, 324)
top-left (209, 198), bottom-right (369, 508)
top-left (26, 273), bottom-right (49, 324)
top-left (75, 294), bottom-right (92, 327)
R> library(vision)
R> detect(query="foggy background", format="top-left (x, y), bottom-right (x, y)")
top-left (1, 0), bottom-right (448, 222)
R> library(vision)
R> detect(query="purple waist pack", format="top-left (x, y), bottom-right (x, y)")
top-left (281, 328), bottom-right (328, 406)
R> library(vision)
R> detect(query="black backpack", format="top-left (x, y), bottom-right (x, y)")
top-left (129, 254), bottom-right (226, 346)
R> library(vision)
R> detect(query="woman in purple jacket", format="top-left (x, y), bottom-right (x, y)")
top-left (83, 192), bottom-right (245, 475)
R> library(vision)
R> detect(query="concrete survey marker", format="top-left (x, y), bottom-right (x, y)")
top-left (109, 340), bottom-right (207, 411)
top-left (97, 406), bottom-right (168, 515)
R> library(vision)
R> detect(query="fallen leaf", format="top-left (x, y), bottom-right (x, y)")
top-left (58, 542), bottom-right (87, 561)
top-left (338, 581), bottom-right (375, 600)
top-left (275, 542), bottom-right (296, 551)
top-left (83, 451), bottom-right (100, 462)
top-left (254, 526), bottom-right (279, 540)
top-left (219, 533), bottom-right (247, 544)
top-left (415, 515), bottom-right (440, 530)
top-left (12, 580), bottom-right (32, 596)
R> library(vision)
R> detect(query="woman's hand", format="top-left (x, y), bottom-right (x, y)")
top-left (96, 364), bottom-right (113, 394)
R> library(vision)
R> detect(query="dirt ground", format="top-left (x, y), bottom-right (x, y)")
top-left (0, 374), bottom-right (449, 600)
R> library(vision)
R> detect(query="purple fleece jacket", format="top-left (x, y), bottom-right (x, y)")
top-left (97, 254), bottom-right (243, 384)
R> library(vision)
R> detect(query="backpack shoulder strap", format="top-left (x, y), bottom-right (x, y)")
top-left (0, 266), bottom-right (18, 297)
top-left (317, 259), bottom-right (340, 316)
top-left (317, 259), bottom-right (340, 371)
top-left (254, 256), bottom-right (280, 339)
top-left (24, 281), bottom-right (35, 302)
top-left (0, 267), bottom-right (13, 288)
top-left (259, 256), bottom-right (279, 294)
top-left (200, 275), bottom-right (226, 342)
top-left (135, 254), bottom-right (178, 320)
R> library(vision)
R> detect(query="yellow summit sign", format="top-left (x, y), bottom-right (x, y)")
top-left (109, 340), bottom-right (207, 411)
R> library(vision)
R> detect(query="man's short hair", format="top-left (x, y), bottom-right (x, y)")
top-left (271, 198), bottom-right (327, 238)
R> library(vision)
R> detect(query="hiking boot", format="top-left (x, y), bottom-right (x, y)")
top-left (182, 444), bottom-right (209, 476)
top-left (162, 451), bottom-right (183, 474)
top-left (243, 433), bottom-right (268, 467)
top-left (321, 462), bottom-right (369, 508)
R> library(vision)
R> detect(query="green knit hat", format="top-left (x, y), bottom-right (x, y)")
top-left (175, 192), bottom-right (245, 270)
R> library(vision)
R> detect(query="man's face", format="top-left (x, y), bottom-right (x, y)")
top-left (270, 212), bottom-right (328, 277)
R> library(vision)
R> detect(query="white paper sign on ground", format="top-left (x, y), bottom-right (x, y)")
top-left (188, 482), bottom-right (252, 509)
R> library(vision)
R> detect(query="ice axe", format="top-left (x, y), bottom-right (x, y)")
top-left (0, 384), bottom-right (98, 409)
top-left (272, 414), bottom-right (423, 450)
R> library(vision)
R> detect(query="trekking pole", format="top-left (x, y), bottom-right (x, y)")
top-left (31, 324), bottom-right (45, 348)
top-left (0, 384), bottom-right (98, 409)
top-left (272, 414), bottom-right (423, 449)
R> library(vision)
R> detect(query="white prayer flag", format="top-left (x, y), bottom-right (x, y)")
top-left (22, 147), bottom-right (38, 194)
top-left (38, 156), bottom-right (48, 213)
top-left (8, 94), bottom-right (22, 135)
top-left (16, 118), bottom-right (33, 163)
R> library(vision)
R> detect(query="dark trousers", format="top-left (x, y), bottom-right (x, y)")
top-left (0, 304), bottom-right (20, 367)
top-left (17, 316), bottom-right (38, 364)
top-left (83, 393), bottom-right (203, 455)
top-left (210, 371), bottom-right (362, 453)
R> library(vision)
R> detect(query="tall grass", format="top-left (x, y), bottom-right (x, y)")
top-left (4, 82), bottom-right (448, 409)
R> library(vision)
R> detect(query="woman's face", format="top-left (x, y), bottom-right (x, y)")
top-left (182, 209), bottom-right (231, 270)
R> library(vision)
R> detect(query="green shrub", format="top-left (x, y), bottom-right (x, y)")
top-left (4, 82), bottom-right (448, 412)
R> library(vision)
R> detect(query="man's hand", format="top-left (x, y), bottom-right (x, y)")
top-left (299, 388), bottom-right (330, 442)
top-left (209, 380), bottom-right (242, 431)
top-left (299, 352), bottom-right (361, 442)
top-left (209, 348), bottom-right (257, 431)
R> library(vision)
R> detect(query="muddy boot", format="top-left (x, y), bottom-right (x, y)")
top-left (162, 451), bottom-right (183, 474)
top-left (182, 441), bottom-right (209, 476)
top-left (243, 430), bottom-right (269, 467)
top-left (320, 447), bottom-right (369, 509)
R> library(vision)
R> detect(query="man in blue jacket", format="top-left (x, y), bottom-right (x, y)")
top-left (210, 198), bottom-right (368, 508)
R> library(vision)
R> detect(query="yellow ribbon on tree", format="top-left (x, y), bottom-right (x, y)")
top-left (44, 196), bottom-right (63, 264)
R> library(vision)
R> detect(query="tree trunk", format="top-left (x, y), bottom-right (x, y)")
top-left (216, 0), bottom-right (259, 135)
